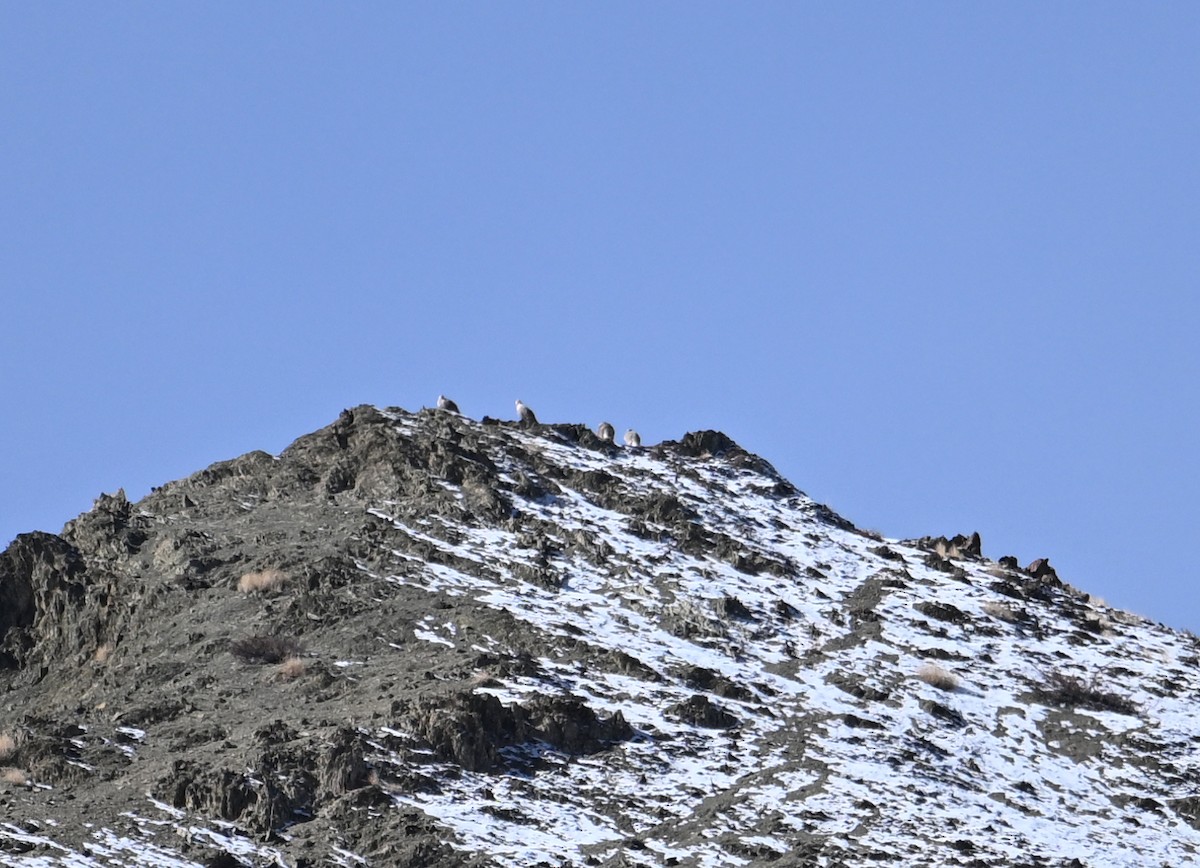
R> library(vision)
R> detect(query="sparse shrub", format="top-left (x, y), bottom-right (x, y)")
top-left (230, 634), bottom-right (303, 664)
top-left (1, 767), bottom-right (27, 785)
top-left (276, 656), bottom-right (307, 680)
top-left (237, 569), bottom-right (288, 595)
top-left (983, 601), bottom-right (1022, 623)
top-left (0, 733), bottom-right (15, 761)
top-left (917, 663), bottom-right (960, 692)
top-left (1033, 670), bottom-right (1137, 715)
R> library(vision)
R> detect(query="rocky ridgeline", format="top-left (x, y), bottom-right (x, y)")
top-left (0, 405), bottom-right (1198, 867)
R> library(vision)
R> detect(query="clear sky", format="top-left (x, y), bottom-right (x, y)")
top-left (3, 5), bottom-right (1197, 629)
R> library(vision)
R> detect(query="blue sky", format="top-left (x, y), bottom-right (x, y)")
top-left (3, 5), bottom-right (1197, 628)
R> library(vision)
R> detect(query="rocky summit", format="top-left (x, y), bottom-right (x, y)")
top-left (1, 405), bottom-right (1199, 867)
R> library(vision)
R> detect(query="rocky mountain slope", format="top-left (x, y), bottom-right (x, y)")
top-left (2, 405), bottom-right (1199, 867)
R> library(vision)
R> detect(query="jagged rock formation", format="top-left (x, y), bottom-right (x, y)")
top-left (1, 405), bottom-right (1198, 867)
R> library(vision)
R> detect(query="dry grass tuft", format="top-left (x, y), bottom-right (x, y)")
top-left (230, 634), bottom-right (303, 664)
top-left (238, 569), bottom-right (289, 595)
top-left (1, 767), bottom-right (27, 786)
top-left (276, 656), bottom-right (307, 681)
top-left (916, 663), bottom-right (960, 692)
top-left (0, 733), bottom-right (15, 762)
top-left (93, 643), bottom-right (113, 665)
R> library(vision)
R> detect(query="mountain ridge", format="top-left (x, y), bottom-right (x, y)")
top-left (1, 404), bottom-right (1197, 867)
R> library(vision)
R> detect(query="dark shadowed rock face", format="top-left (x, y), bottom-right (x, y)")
top-left (667, 694), bottom-right (739, 729)
top-left (0, 404), bottom-right (1196, 867)
top-left (399, 691), bottom-right (632, 773)
top-left (0, 531), bottom-right (91, 672)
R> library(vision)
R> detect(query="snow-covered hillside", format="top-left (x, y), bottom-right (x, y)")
top-left (1, 405), bottom-right (1197, 867)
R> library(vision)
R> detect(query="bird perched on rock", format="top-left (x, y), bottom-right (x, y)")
top-left (624, 429), bottom-right (641, 447)
top-left (437, 394), bottom-right (460, 414)
top-left (597, 421), bottom-right (615, 443)
top-left (516, 400), bottom-right (538, 426)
